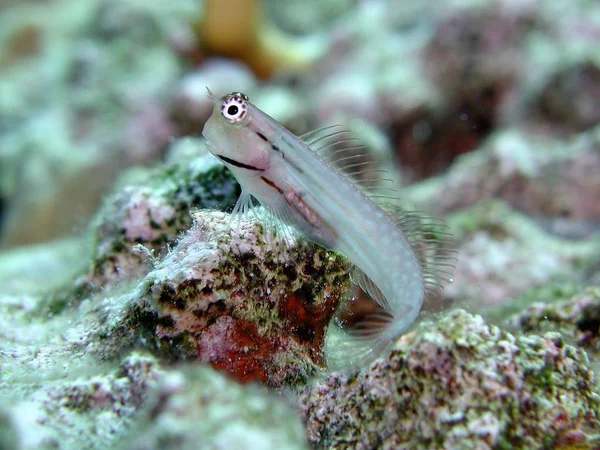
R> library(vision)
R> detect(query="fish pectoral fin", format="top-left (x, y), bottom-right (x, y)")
top-left (228, 190), bottom-right (261, 232)
top-left (229, 192), bottom-right (298, 258)
top-left (230, 190), bottom-right (255, 218)
top-left (263, 200), bottom-right (299, 252)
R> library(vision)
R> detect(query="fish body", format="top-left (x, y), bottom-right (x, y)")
top-left (202, 91), bottom-right (453, 370)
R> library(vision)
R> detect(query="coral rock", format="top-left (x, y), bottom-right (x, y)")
top-left (142, 209), bottom-right (350, 386)
top-left (123, 365), bottom-right (308, 450)
top-left (86, 153), bottom-right (239, 291)
top-left (443, 200), bottom-right (600, 306)
top-left (508, 286), bottom-right (600, 356)
top-left (536, 61), bottom-right (600, 132)
top-left (409, 127), bottom-right (600, 228)
top-left (300, 310), bottom-right (600, 449)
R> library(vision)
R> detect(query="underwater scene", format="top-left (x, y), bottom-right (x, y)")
top-left (1, 0), bottom-right (600, 448)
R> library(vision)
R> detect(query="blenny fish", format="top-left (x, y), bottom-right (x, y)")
top-left (202, 90), bottom-right (455, 371)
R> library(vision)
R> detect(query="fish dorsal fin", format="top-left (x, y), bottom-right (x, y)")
top-left (301, 125), bottom-right (456, 298)
top-left (299, 125), bottom-right (397, 196)
top-left (298, 124), bottom-right (342, 146)
top-left (383, 206), bottom-right (457, 299)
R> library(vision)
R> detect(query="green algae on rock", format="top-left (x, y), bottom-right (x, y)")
top-left (139, 209), bottom-right (351, 387)
top-left (300, 310), bottom-right (600, 450)
top-left (37, 150), bottom-right (240, 317)
top-left (86, 152), bottom-right (239, 291)
top-left (12, 206), bottom-right (350, 388)
top-left (122, 365), bottom-right (308, 450)
top-left (444, 200), bottom-right (600, 308)
top-left (508, 286), bottom-right (600, 356)
top-left (0, 350), bottom-right (308, 450)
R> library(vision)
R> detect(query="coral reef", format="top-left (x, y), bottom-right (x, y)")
top-left (0, 0), bottom-right (193, 247)
top-left (122, 365), bottom-right (308, 450)
top-left (21, 206), bottom-right (349, 387)
top-left (85, 151), bottom-right (239, 292)
top-left (0, 237), bottom-right (86, 295)
top-left (508, 286), bottom-right (600, 356)
top-left (1, 0), bottom-right (600, 449)
top-left (443, 200), bottom-right (600, 307)
top-left (0, 351), bottom-right (162, 449)
top-left (300, 310), bottom-right (600, 450)
top-left (395, 2), bottom-right (537, 179)
top-left (409, 126), bottom-right (600, 229)
top-left (140, 209), bottom-right (350, 386)
top-left (0, 209), bottom-right (331, 445)
top-left (0, 350), bottom-right (307, 450)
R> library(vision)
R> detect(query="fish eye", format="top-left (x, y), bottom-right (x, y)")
top-left (221, 92), bottom-right (248, 124)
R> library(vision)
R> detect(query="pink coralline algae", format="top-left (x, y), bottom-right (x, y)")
top-left (141, 209), bottom-right (350, 387)
top-left (299, 310), bottom-right (600, 450)
top-left (509, 286), bottom-right (600, 356)
top-left (84, 154), bottom-right (239, 292)
top-left (409, 127), bottom-right (600, 225)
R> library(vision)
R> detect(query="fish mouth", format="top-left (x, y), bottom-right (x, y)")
top-left (214, 154), bottom-right (265, 172)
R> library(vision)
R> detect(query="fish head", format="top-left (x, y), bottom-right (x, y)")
top-left (202, 90), bottom-right (271, 174)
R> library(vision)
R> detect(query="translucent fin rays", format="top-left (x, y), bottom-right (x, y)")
top-left (229, 190), bottom-right (298, 255)
top-left (299, 125), bottom-right (396, 196)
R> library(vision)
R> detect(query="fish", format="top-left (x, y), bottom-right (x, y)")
top-left (202, 90), bottom-right (455, 371)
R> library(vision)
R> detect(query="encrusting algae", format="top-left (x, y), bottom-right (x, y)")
top-left (142, 209), bottom-right (350, 386)
top-left (300, 310), bottom-right (600, 449)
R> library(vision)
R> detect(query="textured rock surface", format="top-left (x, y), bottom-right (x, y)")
top-left (0, 351), bottom-right (307, 450)
top-left (408, 127), bottom-right (600, 226)
top-left (300, 310), bottom-right (600, 450)
top-left (123, 365), bottom-right (308, 450)
top-left (86, 151), bottom-right (239, 291)
top-left (508, 286), bottom-right (600, 356)
top-left (5, 207), bottom-right (350, 388)
top-left (141, 209), bottom-right (350, 386)
top-left (446, 200), bottom-right (600, 307)
top-left (535, 60), bottom-right (600, 132)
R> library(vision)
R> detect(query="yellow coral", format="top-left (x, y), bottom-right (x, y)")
top-left (195, 0), bottom-right (325, 78)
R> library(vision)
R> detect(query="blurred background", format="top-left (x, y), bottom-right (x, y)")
top-left (0, 0), bottom-right (599, 308)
